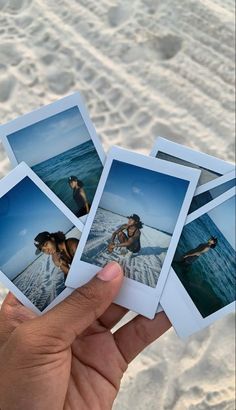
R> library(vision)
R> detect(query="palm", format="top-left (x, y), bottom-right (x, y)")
top-left (0, 292), bottom-right (171, 410)
top-left (66, 324), bottom-right (125, 409)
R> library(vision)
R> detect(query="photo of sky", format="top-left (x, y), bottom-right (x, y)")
top-left (7, 106), bottom-right (90, 167)
top-left (208, 195), bottom-right (235, 249)
top-left (99, 160), bottom-right (190, 234)
top-left (0, 177), bottom-right (74, 280)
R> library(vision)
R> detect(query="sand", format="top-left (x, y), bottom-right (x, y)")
top-left (82, 208), bottom-right (172, 288)
top-left (0, 0), bottom-right (235, 409)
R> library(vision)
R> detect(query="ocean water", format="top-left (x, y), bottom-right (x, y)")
top-left (32, 139), bottom-right (103, 215)
top-left (81, 208), bottom-right (172, 287)
top-left (173, 213), bottom-right (236, 317)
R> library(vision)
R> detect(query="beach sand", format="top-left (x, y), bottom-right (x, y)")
top-left (0, 1), bottom-right (235, 408)
top-left (82, 208), bottom-right (171, 288)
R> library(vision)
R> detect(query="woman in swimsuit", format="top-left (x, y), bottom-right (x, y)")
top-left (181, 236), bottom-right (218, 265)
top-left (34, 231), bottom-right (79, 277)
top-left (68, 176), bottom-right (90, 218)
top-left (109, 214), bottom-right (143, 254)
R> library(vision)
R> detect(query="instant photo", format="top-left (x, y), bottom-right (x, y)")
top-left (150, 137), bottom-right (234, 188)
top-left (0, 163), bottom-right (82, 314)
top-left (160, 187), bottom-right (236, 339)
top-left (1, 93), bottom-right (105, 221)
top-left (66, 146), bottom-right (200, 318)
top-left (189, 170), bottom-right (235, 213)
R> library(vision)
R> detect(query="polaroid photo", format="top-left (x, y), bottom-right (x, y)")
top-left (150, 137), bottom-right (234, 188)
top-left (0, 162), bottom-right (84, 315)
top-left (0, 92), bottom-right (106, 223)
top-left (66, 146), bottom-right (201, 318)
top-left (160, 187), bottom-right (236, 339)
top-left (189, 169), bottom-right (235, 214)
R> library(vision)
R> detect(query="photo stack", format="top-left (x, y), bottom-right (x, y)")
top-left (0, 93), bottom-right (235, 338)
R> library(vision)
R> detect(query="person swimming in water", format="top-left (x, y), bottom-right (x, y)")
top-left (181, 236), bottom-right (218, 265)
top-left (108, 214), bottom-right (143, 254)
top-left (68, 176), bottom-right (90, 218)
top-left (34, 231), bottom-right (79, 278)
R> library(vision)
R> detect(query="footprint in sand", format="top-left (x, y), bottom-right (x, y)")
top-left (151, 122), bottom-right (187, 144)
top-left (123, 34), bottom-right (182, 63)
top-left (154, 34), bottom-right (183, 60)
top-left (0, 75), bottom-right (16, 102)
top-left (108, 4), bottom-right (133, 28)
top-left (0, 42), bottom-right (22, 66)
top-left (5, 0), bottom-right (32, 13)
top-left (47, 70), bottom-right (75, 95)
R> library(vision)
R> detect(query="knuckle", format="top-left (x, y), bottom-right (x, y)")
top-left (76, 282), bottom-right (102, 307)
top-left (12, 321), bottom-right (62, 355)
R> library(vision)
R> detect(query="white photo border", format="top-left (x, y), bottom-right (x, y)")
top-left (150, 137), bottom-right (234, 191)
top-left (160, 187), bottom-right (236, 339)
top-left (66, 146), bottom-right (201, 319)
top-left (0, 162), bottom-right (84, 315)
top-left (0, 92), bottom-right (106, 223)
top-left (193, 168), bottom-right (236, 198)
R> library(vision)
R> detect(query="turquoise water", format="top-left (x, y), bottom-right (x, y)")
top-left (173, 213), bottom-right (236, 317)
top-left (32, 139), bottom-right (103, 215)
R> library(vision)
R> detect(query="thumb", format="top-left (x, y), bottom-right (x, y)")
top-left (33, 262), bottom-right (124, 347)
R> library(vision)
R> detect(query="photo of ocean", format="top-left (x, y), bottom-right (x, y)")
top-left (32, 139), bottom-right (103, 215)
top-left (173, 210), bottom-right (236, 317)
top-left (81, 208), bottom-right (172, 287)
top-left (6, 105), bottom-right (104, 217)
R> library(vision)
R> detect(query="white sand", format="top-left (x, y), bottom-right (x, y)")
top-left (0, 1), bottom-right (235, 408)
top-left (82, 208), bottom-right (172, 288)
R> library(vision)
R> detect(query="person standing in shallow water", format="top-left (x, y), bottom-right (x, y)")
top-left (180, 236), bottom-right (218, 265)
top-left (68, 176), bottom-right (90, 217)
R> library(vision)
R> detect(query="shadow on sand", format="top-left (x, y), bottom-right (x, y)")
top-left (138, 246), bottom-right (168, 257)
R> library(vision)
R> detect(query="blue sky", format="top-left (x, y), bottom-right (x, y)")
top-left (0, 177), bottom-right (73, 280)
top-left (7, 106), bottom-right (90, 167)
top-left (99, 160), bottom-right (190, 233)
top-left (208, 195), bottom-right (235, 249)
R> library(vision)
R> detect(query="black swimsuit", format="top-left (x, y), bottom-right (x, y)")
top-left (73, 188), bottom-right (88, 217)
top-left (127, 227), bottom-right (141, 253)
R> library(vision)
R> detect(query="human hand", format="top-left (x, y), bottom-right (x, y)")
top-left (52, 251), bottom-right (62, 266)
top-left (107, 243), bottom-right (115, 253)
top-left (0, 262), bottom-right (171, 410)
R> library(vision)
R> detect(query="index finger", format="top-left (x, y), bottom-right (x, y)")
top-left (113, 311), bottom-right (172, 364)
top-left (1, 292), bottom-right (21, 308)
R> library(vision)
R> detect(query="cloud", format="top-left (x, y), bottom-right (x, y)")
top-left (132, 186), bottom-right (144, 195)
top-left (19, 229), bottom-right (27, 237)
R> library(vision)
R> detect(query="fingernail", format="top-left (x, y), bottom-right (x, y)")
top-left (97, 262), bottom-right (122, 281)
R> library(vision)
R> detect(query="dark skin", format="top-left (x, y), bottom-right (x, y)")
top-left (0, 262), bottom-right (172, 410)
top-left (109, 218), bottom-right (141, 251)
top-left (41, 238), bottom-right (79, 276)
top-left (69, 180), bottom-right (90, 214)
top-left (183, 238), bottom-right (216, 259)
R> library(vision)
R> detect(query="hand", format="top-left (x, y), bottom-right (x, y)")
top-left (107, 243), bottom-right (115, 253)
top-left (0, 262), bottom-right (171, 410)
top-left (52, 251), bottom-right (62, 266)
